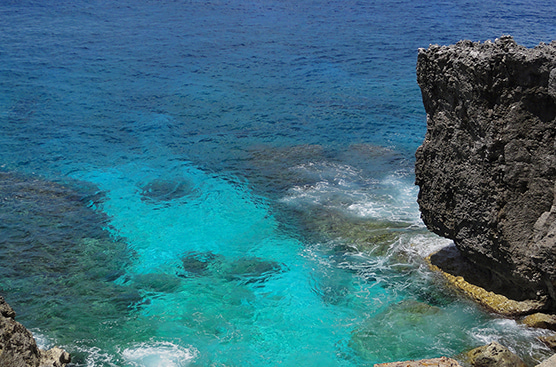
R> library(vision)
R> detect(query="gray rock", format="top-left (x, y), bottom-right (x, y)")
top-left (415, 36), bottom-right (556, 308)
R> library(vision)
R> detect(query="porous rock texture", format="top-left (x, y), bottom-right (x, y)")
top-left (415, 36), bottom-right (556, 309)
top-left (467, 341), bottom-right (527, 367)
top-left (0, 296), bottom-right (70, 367)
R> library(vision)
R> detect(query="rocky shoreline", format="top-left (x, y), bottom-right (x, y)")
top-left (2, 36), bottom-right (555, 367)
top-left (0, 296), bottom-right (70, 367)
top-left (409, 36), bottom-right (556, 367)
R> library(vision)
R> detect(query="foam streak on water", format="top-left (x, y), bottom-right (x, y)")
top-left (1, 0), bottom-right (556, 366)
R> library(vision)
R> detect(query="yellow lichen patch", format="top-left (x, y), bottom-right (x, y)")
top-left (521, 313), bottom-right (556, 330)
top-left (426, 251), bottom-right (546, 317)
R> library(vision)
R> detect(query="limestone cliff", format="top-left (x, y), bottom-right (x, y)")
top-left (415, 36), bottom-right (556, 309)
top-left (0, 296), bottom-right (70, 367)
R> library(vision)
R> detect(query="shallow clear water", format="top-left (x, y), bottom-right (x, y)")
top-left (1, 0), bottom-right (555, 366)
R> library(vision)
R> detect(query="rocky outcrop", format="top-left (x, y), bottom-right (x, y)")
top-left (466, 342), bottom-right (527, 367)
top-left (0, 296), bottom-right (70, 367)
top-left (521, 312), bottom-right (556, 330)
top-left (415, 36), bottom-right (556, 309)
top-left (427, 246), bottom-right (546, 316)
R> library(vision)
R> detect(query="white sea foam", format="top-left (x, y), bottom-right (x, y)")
top-left (281, 161), bottom-right (422, 225)
top-left (393, 233), bottom-right (454, 259)
top-left (469, 318), bottom-right (553, 365)
top-left (71, 346), bottom-right (118, 367)
top-left (346, 175), bottom-right (422, 224)
top-left (122, 341), bottom-right (198, 367)
top-left (29, 329), bottom-right (49, 350)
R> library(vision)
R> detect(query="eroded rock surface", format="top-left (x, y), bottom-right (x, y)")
top-left (0, 296), bottom-right (70, 367)
top-left (466, 342), bottom-right (526, 367)
top-left (416, 36), bottom-right (556, 308)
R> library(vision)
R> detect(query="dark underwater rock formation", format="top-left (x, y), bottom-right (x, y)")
top-left (415, 36), bottom-right (556, 310)
top-left (0, 171), bottom-right (142, 356)
top-left (179, 251), bottom-right (285, 285)
top-left (0, 296), bottom-right (70, 367)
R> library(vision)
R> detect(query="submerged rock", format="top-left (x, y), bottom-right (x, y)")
top-left (222, 257), bottom-right (285, 285)
top-left (0, 296), bottom-right (70, 367)
top-left (0, 171), bottom-right (142, 349)
top-left (416, 36), bottom-right (556, 309)
top-left (466, 341), bottom-right (526, 367)
top-left (179, 252), bottom-right (285, 285)
top-left (350, 300), bottom-right (451, 361)
top-left (132, 273), bottom-right (183, 293)
top-left (139, 178), bottom-right (196, 203)
top-left (180, 251), bottom-right (223, 277)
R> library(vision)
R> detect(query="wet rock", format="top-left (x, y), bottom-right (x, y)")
top-left (521, 313), bottom-right (556, 330)
top-left (466, 341), bottom-right (526, 367)
top-left (374, 357), bottom-right (462, 367)
top-left (538, 335), bottom-right (556, 350)
top-left (416, 36), bottom-right (556, 309)
top-left (427, 246), bottom-right (546, 316)
top-left (0, 296), bottom-right (70, 367)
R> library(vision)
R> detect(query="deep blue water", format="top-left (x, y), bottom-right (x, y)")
top-left (1, 1), bottom-right (555, 366)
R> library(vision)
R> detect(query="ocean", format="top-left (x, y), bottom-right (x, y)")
top-left (0, 0), bottom-right (555, 366)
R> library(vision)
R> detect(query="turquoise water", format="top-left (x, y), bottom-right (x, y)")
top-left (1, 0), bottom-right (555, 366)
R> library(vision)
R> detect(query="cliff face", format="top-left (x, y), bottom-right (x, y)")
top-left (415, 36), bottom-right (556, 307)
top-left (0, 296), bottom-right (70, 367)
